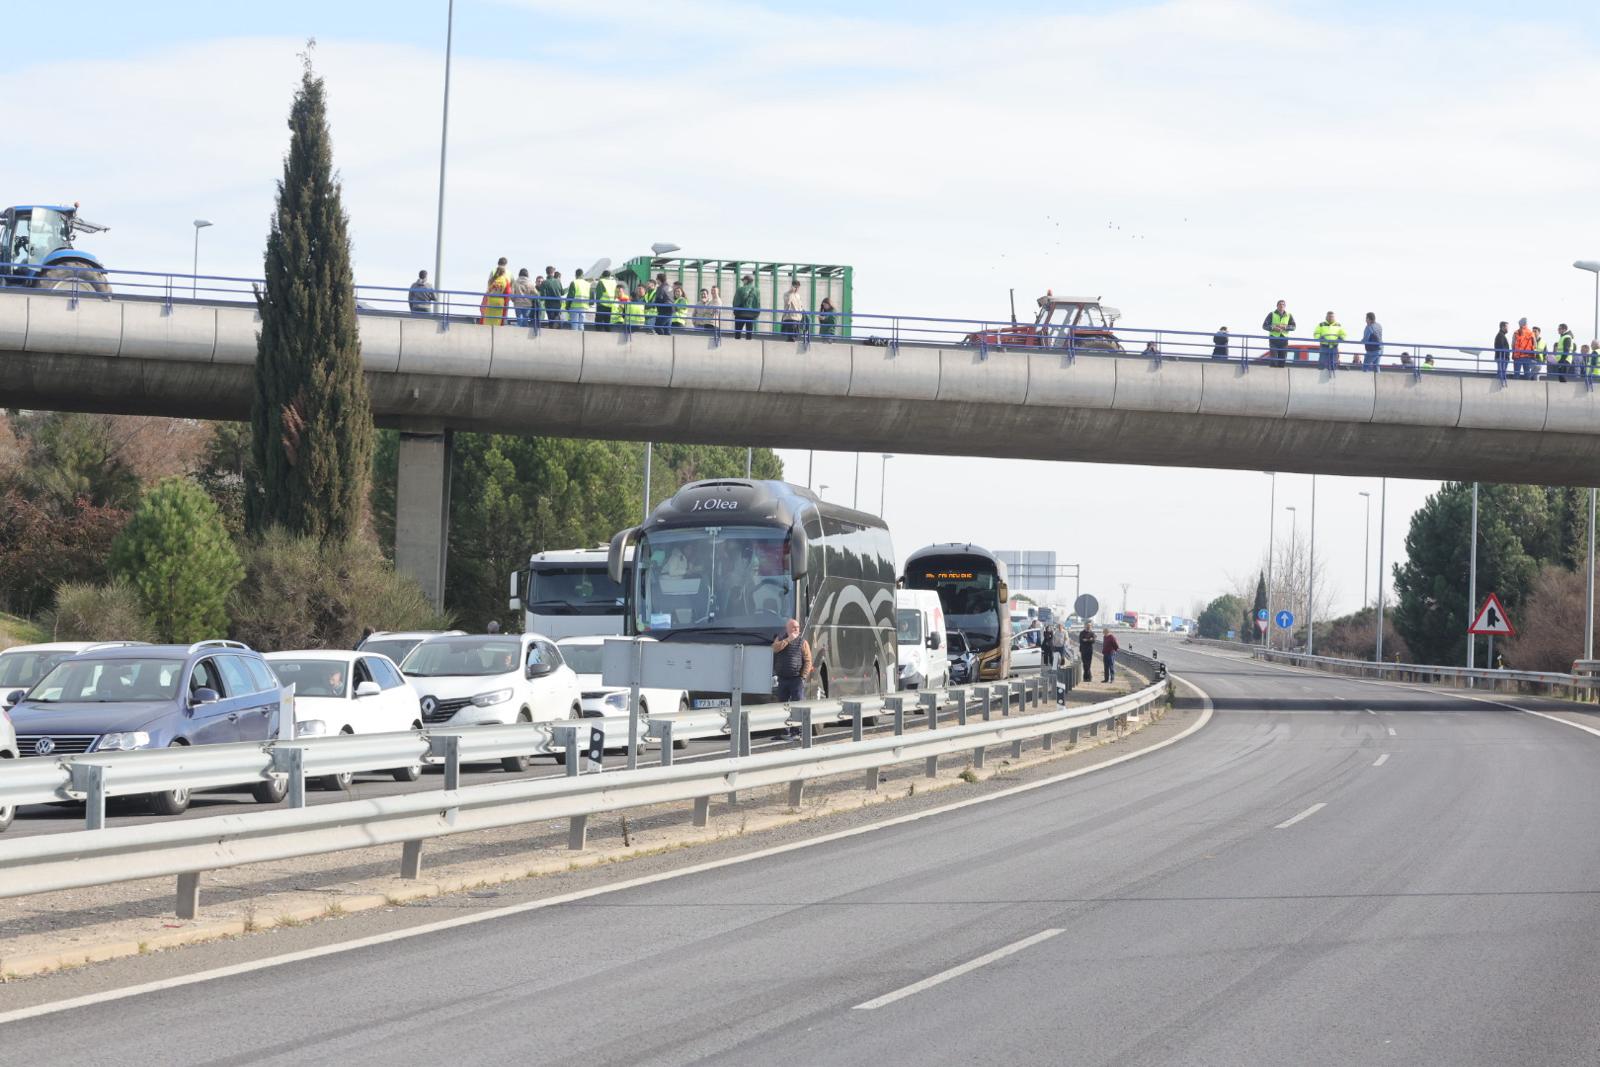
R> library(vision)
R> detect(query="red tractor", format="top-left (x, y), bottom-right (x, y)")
top-left (965, 291), bottom-right (1124, 353)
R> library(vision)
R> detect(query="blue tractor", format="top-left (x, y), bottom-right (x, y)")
top-left (0, 203), bottom-right (110, 292)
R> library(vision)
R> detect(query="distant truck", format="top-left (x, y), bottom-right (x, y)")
top-left (0, 204), bottom-right (110, 292)
top-left (966, 291), bottom-right (1123, 353)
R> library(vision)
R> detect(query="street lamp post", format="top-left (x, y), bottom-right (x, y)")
top-left (1578, 260), bottom-right (1600, 662)
top-left (1376, 478), bottom-right (1388, 661)
top-left (1358, 490), bottom-right (1372, 609)
top-left (432, 0), bottom-right (456, 304)
top-left (1265, 472), bottom-right (1276, 647)
top-left (852, 453), bottom-right (861, 509)
top-left (1308, 475), bottom-right (1317, 656)
top-left (879, 453), bottom-right (895, 516)
top-left (1468, 482), bottom-right (1479, 670)
top-left (191, 219), bottom-right (212, 299)
top-left (1285, 505), bottom-right (1297, 648)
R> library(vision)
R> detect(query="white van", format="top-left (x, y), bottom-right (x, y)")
top-left (896, 589), bottom-right (948, 691)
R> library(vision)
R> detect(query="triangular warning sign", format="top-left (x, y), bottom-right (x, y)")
top-left (1468, 593), bottom-right (1515, 636)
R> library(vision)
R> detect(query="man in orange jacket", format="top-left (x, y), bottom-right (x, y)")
top-left (1512, 318), bottom-right (1536, 379)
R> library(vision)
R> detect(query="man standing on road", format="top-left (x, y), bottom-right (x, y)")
top-left (1361, 312), bottom-right (1383, 371)
top-left (408, 270), bottom-right (435, 315)
top-left (1314, 311), bottom-right (1346, 371)
top-left (1263, 300), bottom-right (1295, 366)
top-left (1077, 621), bottom-right (1096, 684)
top-left (1041, 624), bottom-right (1057, 673)
top-left (773, 618), bottom-right (812, 739)
top-left (1100, 627), bottom-right (1120, 683)
top-left (1493, 321), bottom-right (1510, 382)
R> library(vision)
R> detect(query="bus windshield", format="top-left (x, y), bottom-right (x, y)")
top-left (906, 560), bottom-right (1001, 651)
top-left (635, 526), bottom-right (795, 637)
top-left (528, 565), bottom-right (625, 616)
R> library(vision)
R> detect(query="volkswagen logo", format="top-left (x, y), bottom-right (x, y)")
top-left (33, 737), bottom-right (55, 756)
top-left (420, 697), bottom-right (437, 715)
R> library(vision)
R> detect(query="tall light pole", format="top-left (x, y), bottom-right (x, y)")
top-left (807, 450), bottom-right (814, 489)
top-left (641, 442), bottom-right (652, 522)
top-left (1358, 490), bottom-right (1372, 609)
top-left (1468, 482), bottom-right (1479, 669)
top-left (190, 219), bottom-right (212, 299)
top-left (1284, 505), bottom-right (1297, 646)
top-left (1265, 472), bottom-right (1276, 647)
top-left (1307, 475), bottom-right (1318, 655)
top-left (1577, 260), bottom-right (1600, 662)
top-left (852, 452), bottom-right (861, 509)
top-left (879, 453), bottom-right (895, 516)
top-left (1376, 478), bottom-right (1388, 661)
top-left (745, 447), bottom-right (753, 478)
top-left (432, 0), bottom-right (456, 304)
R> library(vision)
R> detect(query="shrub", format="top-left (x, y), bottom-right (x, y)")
top-left (45, 580), bottom-right (158, 642)
top-left (110, 478), bottom-right (243, 643)
top-left (0, 491), bottom-right (129, 617)
top-left (1505, 565), bottom-right (1586, 672)
top-left (229, 530), bottom-right (451, 651)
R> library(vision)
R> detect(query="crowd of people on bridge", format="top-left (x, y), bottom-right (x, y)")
top-left (1202, 300), bottom-right (1600, 381)
top-left (404, 262), bottom-right (839, 341)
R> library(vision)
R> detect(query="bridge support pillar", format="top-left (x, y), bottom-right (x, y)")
top-left (395, 430), bottom-right (454, 607)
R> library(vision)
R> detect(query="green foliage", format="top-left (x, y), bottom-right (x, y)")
top-left (1313, 606), bottom-right (1411, 663)
top-left (44, 580), bottom-right (158, 643)
top-left (110, 478), bottom-right (242, 643)
top-left (229, 529), bottom-right (452, 652)
top-left (1198, 593), bottom-right (1244, 640)
top-left (247, 58), bottom-right (373, 542)
top-left (0, 490), bottom-right (130, 617)
top-left (194, 421), bottom-right (253, 539)
top-left (1505, 564), bottom-right (1587, 672)
top-left (0, 611), bottom-right (47, 650)
top-left (4, 412), bottom-right (142, 511)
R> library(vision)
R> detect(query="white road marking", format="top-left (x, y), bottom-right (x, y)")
top-left (1274, 802), bottom-right (1327, 829)
top-left (1365, 709), bottom-right (1377, 715)
top-left (1372, 753), bottom-right (1390, 767)
top-left (1387, 726), bottom-right (1397, 736)
top-left (0, 674), bottom-right (1219, 1027)
top-left (853, 929), bottom-right (1064, 1010)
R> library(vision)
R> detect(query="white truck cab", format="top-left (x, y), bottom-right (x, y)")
top-left (895, 589), bottom-right (949, 691)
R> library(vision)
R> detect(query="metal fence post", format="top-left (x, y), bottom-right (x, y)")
top-left (286, 746), bottom-right (307, 808)
top-left (692, 795), bottom-right (711, 827)
top-left (176, 871), bottom-right (201, 920)
top-left (400, 840), bottom-right (424, 879)
top-left (657, 721), bottom-right (675, 767)
top-left (925, 753), bottom-right (939, 778)
top-left (973, 743), bottom-right (986, 769)
top-left (1011, 737), bottom-right (1023, 759)
top-left (568, 814), bottom-right (588, 850)
top-left (788, 779), bottom-right (805, 806)
top-left (844, 700), bottom-right (865, 742)
top-left (864, 767), bottom-right (880, 791)
top-left (797, 706), bottom-right (814, 749)
top-left (441, 733), bottom-right (461, 791)
top-left (84, 764), bottom-right (107, 831)
top-left (921, 692), bottom-right (940, 730)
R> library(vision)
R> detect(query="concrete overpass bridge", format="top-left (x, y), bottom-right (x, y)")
top-left (2, 287), bottom-right (1594, 600)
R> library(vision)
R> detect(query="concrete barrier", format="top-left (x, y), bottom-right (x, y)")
top-left (1113, 359), bottom-right (1203, 414)
top-left (579, 329), bottom-right (673, 388)
top-left (118, 302), bottom-right (217, 364)
top-left (849, 344), bottom-right (940, 401)
top-left (0, 292), bottom-right (26, 351)
top-left (1285, 365), bottom-right (1376, 422)
top-left (936, 347), bottom-right (1028, 405)
top-left (1372, 371), bottom-right (1460, 426)
top-left (356, 315), bottom-right (403, 374)
top-left (1022, 351), bottom-right (1117, 408)
top-left (1458, 375), bottom-right (1546, 431)
top-left (213, 304), bottom-right (261, 365)
top-left (758, 338), bottom-right (852, 396)
top-left (1197, 361), bottom-right (1290, 419)
top-left (23, 296), bottom-right (121, 359)
top-left (1540, 380), bottom-right (1600, 434)
top-left (488, 325), bottom-right (584, 384)
top-left (670, 332), bottom-right (762, 393)
top-left (397, 316), bottom-right (493, 378)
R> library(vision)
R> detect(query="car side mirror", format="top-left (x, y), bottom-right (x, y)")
top-left (190, 687), bottom-right (220, 707)
top-left (2, 689), bottom-right (23, 708)
top-left (526, 662), bottom-right (554, 680)
top-left (355, 681), bottom-right (381, 698)
top-left (925, 635), bottom-right (939, 650)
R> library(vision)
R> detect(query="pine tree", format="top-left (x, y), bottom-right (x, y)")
top-left (110, 478), bottom-right (243, 643)
top-left (1246, 572), bottom-right (1267, 640)
top-left (248, 49), bottom-right (373, 542)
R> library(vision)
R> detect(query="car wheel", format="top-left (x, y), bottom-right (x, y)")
top-left (501, 710), bottom-right (533, 773)
top-left (392, 762), bottom-right (423, 782)
top-left (0, 758), bottom-right (12, 830)
top-left (315, 771), bottom-right (354, 791)
top-left (251, 774), bottom-right (288, 805)
top-left (149, 741), bottom-right (192, 815)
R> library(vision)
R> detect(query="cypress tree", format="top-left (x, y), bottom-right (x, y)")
top-left (248, 49), bottom-right (373, 542)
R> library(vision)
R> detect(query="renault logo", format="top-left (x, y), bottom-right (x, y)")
top-left (420, 697), bottom-right (437, 715)
top-left (33, 737), bottom-right (55, 756)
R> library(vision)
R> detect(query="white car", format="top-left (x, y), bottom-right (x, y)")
top-left (0, 642), bottom-right (146, 709)
top-left (1010, 628), bottom-right (1044, 672)
top-left (265, 650), bottom-right (425, 789)
top-left (357, 630), bottom-right (466, 669)
top-left (557, 636), bottom-right (688, 741)
top-left (399, 633), bottom-right (583, 772)
top-left (0, 700), bottom-right (17, 832)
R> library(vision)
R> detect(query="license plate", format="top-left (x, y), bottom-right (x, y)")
top-left (692, 698), bottom-right (732, 709)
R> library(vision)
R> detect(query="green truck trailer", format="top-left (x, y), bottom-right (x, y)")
top-left (616, 256), bottom-right (853, 338)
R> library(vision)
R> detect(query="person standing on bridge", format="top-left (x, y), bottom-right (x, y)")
top-left (1512, 318), bottom-right (1535, 379)
top-left (408, 270), bottom-right (435, 316)
top-left (1493, 321), bottom-right (1510, 382)
top-left (1263, 300), bottom-right (1295, 366)
top-left (782, 279), bottom-right (805, 341)
top-left (1553, 324), bottom-right (1575, 382)
top-left (733, 273), bottom-right (759, 340)
top-left (479, 258), bottom-right (512, 326)
top-left (1314, 311), bottom-right (1346, 371)
top-left (1361, 312), bottom-right (1383, 371)
top-left (1212, 327), bottom-right (1229, 359)
top-left (592, 270), bottom-right (617, 332)
top-left (567, 269), bottom-right (591, 332)
top-left (1532, 326), bottom-right (1547, 378)
top-left (1078, 621), bottom-right (1096, 683)
top-left (512, 268), bottom-right (536, 327)
top-left (540, 267), bottom-right (564, 328)
top-left (1100, 627), bottom-right (1120, 683)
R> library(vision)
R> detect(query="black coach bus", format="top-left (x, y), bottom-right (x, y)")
top-left (608, 480), bottom-right (897, 707)
top-left (901, 544), bottom-right (1010, 682)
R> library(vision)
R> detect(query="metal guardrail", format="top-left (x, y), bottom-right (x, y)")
top-left (8, 261), bottom-right (1593, 382)
top-left (1252, 648), bottom-right (1589, 698)
top-left (0, 665), bottom-right (1162, 918)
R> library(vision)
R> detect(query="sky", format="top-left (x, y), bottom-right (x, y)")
top-left (11, 0), bottom-right (1599, 622)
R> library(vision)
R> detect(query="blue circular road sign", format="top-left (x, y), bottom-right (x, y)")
top-left (1256, 609), bottom-right (1269, 621)
top-left (1274, 610), bottom-right (1295, 629)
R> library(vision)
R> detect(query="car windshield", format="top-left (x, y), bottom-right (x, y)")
top-left (909, 560), bottom-right (1001, 651)
top-left (557, 643), bottom-right (603, 675)
top-left (401, 637), bottom-right (521, 678)
top-left (267, 659), bottom-right (350, 698)
top-left (947, 632), bottom-right (969, 654)
top-left (896, 609), bottom-right (923, 645)
top-left (0, 650), bottom-right (73, 690)
top-left (360, 638), bottom-right (421, 664)
top-left (635, 526), bottom-right (795, 635)
top-left (26, 658), bottom-right (183, 703)
top-left (529, 565), bottom-right (625, 616)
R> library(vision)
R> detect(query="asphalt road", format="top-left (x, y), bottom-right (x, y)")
top-left (7, 636), bottom-right (1600, 1065)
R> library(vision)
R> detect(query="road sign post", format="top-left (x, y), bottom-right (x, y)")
top-left (1469, 593), bottom-right (1514, 670)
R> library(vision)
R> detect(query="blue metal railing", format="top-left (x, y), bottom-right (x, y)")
top-left (4, 261), bottom-right (1598, 387)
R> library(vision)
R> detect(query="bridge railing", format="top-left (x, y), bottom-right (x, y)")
top-left (5, 261), bottom-right (1593, 385)
top-left (0, 664), bottom-right (1163, 919)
